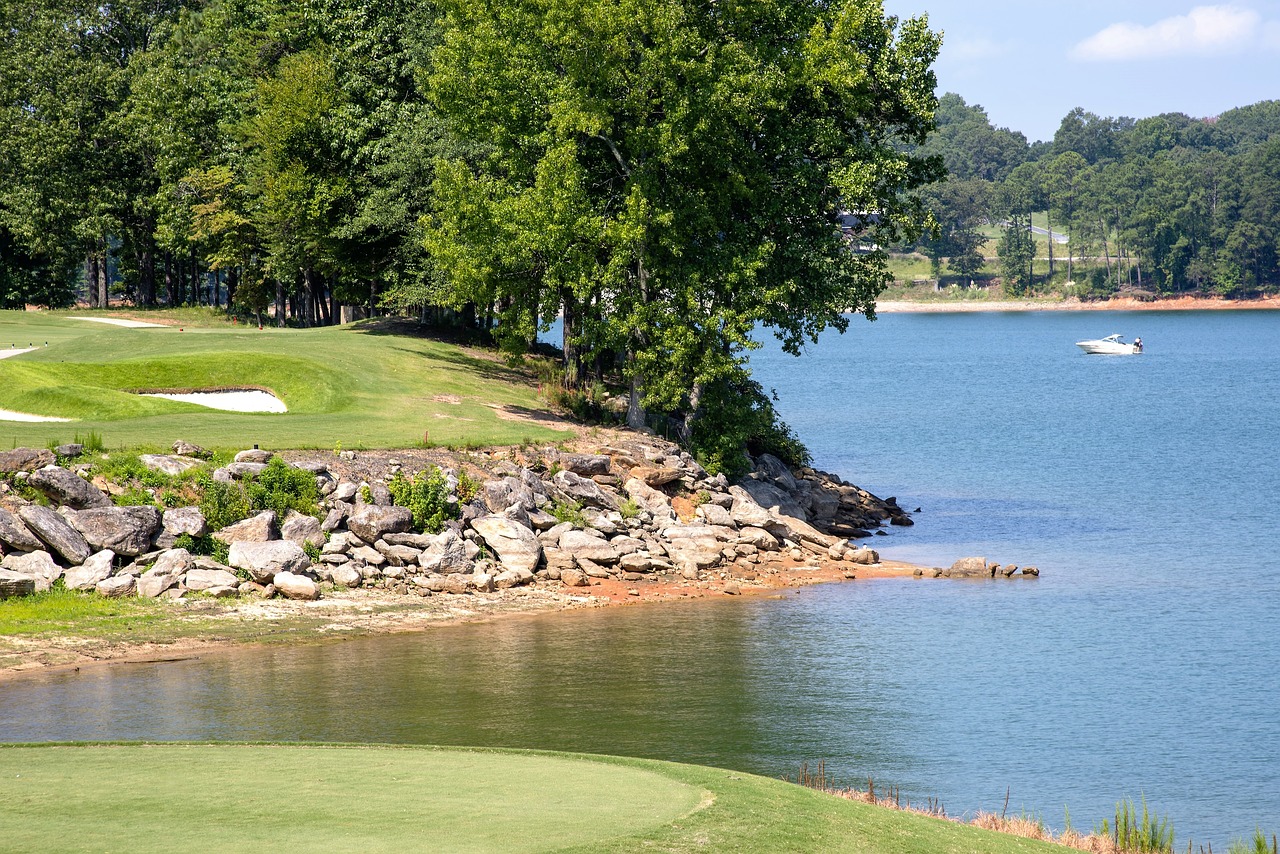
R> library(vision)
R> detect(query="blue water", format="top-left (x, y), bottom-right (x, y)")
top-left (746, 309), bottom-right (1280, 844)
top-left (2, 309), bottom-right (1278, 848)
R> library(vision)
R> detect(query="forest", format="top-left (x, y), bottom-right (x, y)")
top-left (915, 93), bottom-right (1280, 298)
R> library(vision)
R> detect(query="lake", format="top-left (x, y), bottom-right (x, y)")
top-left (3, 309), bottom-right (1278, 848)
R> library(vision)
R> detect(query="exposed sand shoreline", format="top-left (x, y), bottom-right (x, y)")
top-left (876, 295), bottom-right (1280, 313)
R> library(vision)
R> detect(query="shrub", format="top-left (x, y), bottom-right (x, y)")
top-left (112, 487), bottom-right (157, 507)
top-left (549, 499), bottom-right (586, 528)
top-left (245, 457), bottom-right (320, 519)
top-left (174, 533), bottom-right (230, 565)
top-left (618, 498), bottom-right (640, 519)
top-left (689, 373), bottom-right (811, 479)
top-left (456, 469), bottom-right (482, 503)
top-left (387, 466), bottom-right (458, 534)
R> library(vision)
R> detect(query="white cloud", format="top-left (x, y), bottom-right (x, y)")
top-left (1071, 5), bottom-right (1276, 61)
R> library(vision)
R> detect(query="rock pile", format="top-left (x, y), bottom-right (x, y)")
top-left (0, 434), bottom-right (1017, 604)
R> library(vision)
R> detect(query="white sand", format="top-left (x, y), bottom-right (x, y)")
top-left (68, 316), bottom-right (166, 328)
top-left (143, 390), bottom-right (287, 413)
top-left (0, 408), bottom-right (71, 422)
top-left (0, 348), bottom-right (37, 359)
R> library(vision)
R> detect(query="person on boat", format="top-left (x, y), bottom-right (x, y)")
top-left (1134, 337), bottom-right (1143, 353)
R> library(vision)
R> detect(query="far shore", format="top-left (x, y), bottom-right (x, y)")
top-left (876, 294), bottom-right (1280, 313)
top-left (0, 555), bottom-right (944, 683)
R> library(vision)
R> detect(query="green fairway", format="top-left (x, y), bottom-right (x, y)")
top-left (0, 311), bottom-right (570, 450)
top-left (0, 744), bottom-right (1067, 853)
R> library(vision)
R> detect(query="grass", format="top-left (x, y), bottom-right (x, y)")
top-left (0, 310), bottom-right (571, 449)
top-left (0, 587), bottom-right (164, 637)
top-left (0, 743), bottom-right (1077, 854)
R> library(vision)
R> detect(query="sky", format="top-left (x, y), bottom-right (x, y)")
top-left (880, 1), bottom-right (1280, 143)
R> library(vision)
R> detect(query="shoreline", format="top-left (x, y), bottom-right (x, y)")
top-left (0, 555), bottom-right (933, 683)
top-left (875, 295), bottom-right (1280, 313)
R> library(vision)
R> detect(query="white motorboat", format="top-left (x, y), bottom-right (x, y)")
top-left (1076, 334), bottom-right (1142, 355)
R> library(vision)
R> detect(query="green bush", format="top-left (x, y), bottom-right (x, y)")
top-left (195, 473), bottom-right (252, 531)
top-left (245, 457), bottom-right (320, 519)
top-left (689, 373), bottom-right (811, 479)
top-left (387, 467), bottom-right (458, 534)
top-left (174, 533), bottom-right (230, 565)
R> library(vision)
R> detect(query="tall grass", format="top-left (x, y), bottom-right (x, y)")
top-left (1096, 797), bottom-right (1174, 853)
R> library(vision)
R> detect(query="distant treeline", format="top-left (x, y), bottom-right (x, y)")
top-left (911, 93), bottom-right (1280, 297)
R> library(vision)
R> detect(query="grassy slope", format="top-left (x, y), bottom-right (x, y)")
top-left (0, 311), bottom-right (570, 450)
top-left (0, 744), bottom-right (1066, 854)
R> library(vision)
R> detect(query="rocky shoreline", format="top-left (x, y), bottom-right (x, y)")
top-left (0, 429), bottom-right (1036, 678)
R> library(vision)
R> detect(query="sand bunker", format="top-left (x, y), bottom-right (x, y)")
top-left (142, 389), bottom-right (287, 413)
top-left (0, 348), bottom-right (37, 360)
top-left (0, 408), bottom-right (71, 422)
top-left (68, 316), bottom-right (166, 328)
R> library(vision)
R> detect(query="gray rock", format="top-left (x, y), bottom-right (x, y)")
top-left (728, 487), bottom-right (774, 528)
top-left (736, 478), bottom-right (806, 521)
top-left (213, 510), bottom-right (278, 544)
top-left (69, 505), bottom-right (161, 556)
top-left (63, 550), bottom-right (116, 591)
top-left (1, 550), bottom-right (61, 591)
top-left (948, 557), bottom-right (989, 578)
top-left (138, 549), bottom-right (193, 597)
top-left (560, 568), bottom-right (590, 587)
top-left (351, 545), bottom-right (386, 566)
top-left (220, 462), bottom-right (268, 480)
top-left (321, 506), bottom-right (348, 533)
top-left (382, 531), bottom-right (435, 549)
top-left (0, 447), bottom-right (55, 473)
top-left (280, 510), bottom-right (324, 547)
top-left (627, 465), bottom-right (684, 487)
top-left (0, 568), bottom-right (36, 598)
top-left (18, 504), bottom-right (91, 565)
top-left (140, 454), bottom-right (203, 477)
top-left (736, 526), bottom-right (779, 550)
top-left (332, 482), bottom-right (359, 503)
top-left (96, 574), bottom-right (136, 597)
top-left (347, 505), bottom-right (413, 544)
top-left (618, 552), bottom-right (654, 573)
top-left (559, 529), bottom-right (620, 565)
top-left (234, 449), bottom-right (274, 464)
top-left (550, 470), bottom-right (618, 510)
top-left (559, 454), bottom-right (611, 476)
top-left (375, 540), bottom-right (421, 566)
top-left (418, 529), bottom-right (472, 574)
top-left (493, 567), bottom-right (534, 589)
top-left (172, 440), bottom-right (210, 458)
top-left (470, 515), bottom-right (542, 574)
top-left (472, 570), bottom-right (495, 592)
top-left (0, 506), bottom-right (45, 552)
top-left (697, 503), bottom-right (734, 527)
top-left (185, 567), bottom-right (240, 591)
top-left (156, 506), bottom-right (208, 549)
top-left (228, 540), bottom-right (310, 584)
top-left (753, 453), bottom-right (799, 492)
top-left (54, 443), bottom-right (84, 458)
top-left (272, 571), bottom-right (319, 600)
top-left (328, 565), bottom-right (363, 588)
top-left (28, 465), bottom-right (111, 509)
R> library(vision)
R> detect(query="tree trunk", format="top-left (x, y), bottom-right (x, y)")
top-left (164, 251), bottom-right (175, 305)
top-left (275, 279), bottom-right (286, 327)
top-left (561, 289), bottom-right (581, 388)
top-left (96, 237), bottom-right (109, 308)
top-left (225, 267), bottom-right (239, 316)
top-left (86, 255), bottom-right (99, 308)
top-left (1046, 211), bottom-right (1054, 277)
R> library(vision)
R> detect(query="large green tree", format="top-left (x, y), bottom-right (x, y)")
top-left (425, 0), bottom-right (941, 463)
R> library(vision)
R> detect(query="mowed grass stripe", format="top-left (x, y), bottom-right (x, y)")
top-left (0, 312), bottom-right (570, 449)
top-left (0, 744), bottom-right (1071, 854)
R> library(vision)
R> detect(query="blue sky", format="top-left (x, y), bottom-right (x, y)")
top-left (881, 1), bottom-right (1280, 143)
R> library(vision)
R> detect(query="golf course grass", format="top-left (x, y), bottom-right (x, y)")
top-left (0, 743), bottom-right (1069, 853)
top-left (0, 310), bottom-right (571, 450)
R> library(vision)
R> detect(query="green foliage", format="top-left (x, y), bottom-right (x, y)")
top-left (549, 499), bottom-right (586, 528)
top-left (89, 453), bottom-right (181, 491)
top-left (618, 498), bottom-right (640, 520)
top-left (1094, 797), bottom-right (1173, 854)
top-left (302, 540), bottom-right (322, 563)
top-left (245, 457), bottom-right (320, 520)
top-left (112, 487), bottom-right (158, 508)
top-left (174, 533), bottom-right (230, 566)
top-left (455, 469), bottom-right (482, 504)
top-left (1226, 830), bottom-right (1279, 854)
top-left (195, 473), bottom-right (252, 532)
top-left (386, 466), bottom-right (458, 534)
top-left (688, 373), bottom-right (811, 480)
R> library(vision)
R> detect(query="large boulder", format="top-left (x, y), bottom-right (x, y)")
top-left (0, 447), bottom-right (54, 473)
top-left (947, 557), bottom-right (990, 578)
top-left (273, 571), bottom-right (319, 601)
top-left (727, 487), bottom-right (774, 528)
top-left (234, 448), bottom-right (274, 464)
top-left (0, 568), bottom-right (36, 599)
top-left (418, 529), bottom-right (473, 575)
top-left (28, 465), bottom-right (111, 509)
top-left (69, 505), bottom-right (161, 556)
top-left (550, 470), bottom-right (618, 510)
top-left (96, 574), bottom-right (136, 597)
top-left (213, 510), bottom-right (278, 544)
top-left (623, 478), bottom-right (675, 522)
top-left (753, 453), bottom-right (799, 492)
top-left (63, 550), bottom-right (116, 591)
top-left (137, 549), bottom-right (193, 598)
top-left (470, 515), bottom-right (542, 574)
top-left (156, 506), bottom-right (207, 549)
top-left (736, 478), bottom-right (806, 522)
top-left (280, 510), bottom-right (324, 547)
top-left (559, 454), bottom-right (611, 476)
top-left (1, 550), bottom-right (61, 591)
top-left (627, 466), bottom-right (683, 487)
top-left (347, 505), bottom-right (413, 544)
top-left (17, 505), bottom-right (91, 565)
top-left (0, 506), bottom-right (45, 552)
top-left (139, 454), bottom-right (204, 476)
top-left (186, 568), bottom-right (239, 592)
top-left (228, 540), bottom-right (310, 584)
top-left (558, 529), bottom-right (620, 565)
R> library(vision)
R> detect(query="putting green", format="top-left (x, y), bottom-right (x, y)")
top-left (0, 744), bottom-right (707, 853)
top-left (0, 311), bottom-right (570, 449)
